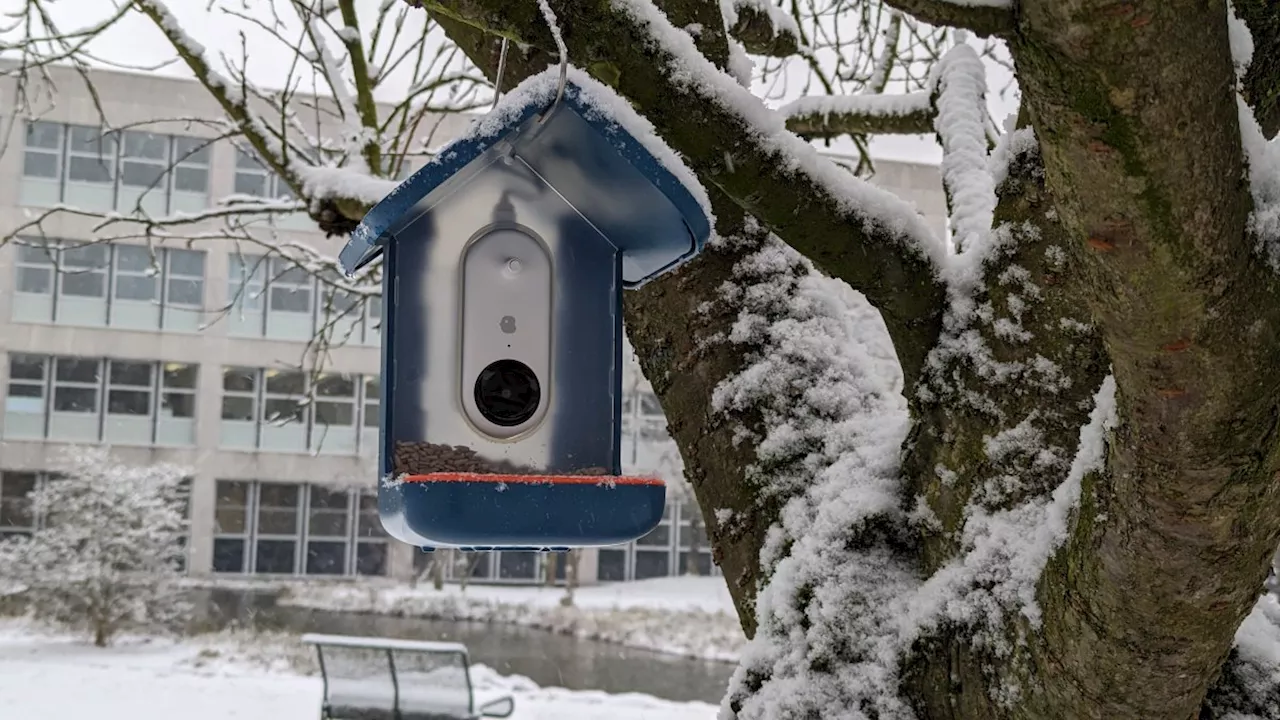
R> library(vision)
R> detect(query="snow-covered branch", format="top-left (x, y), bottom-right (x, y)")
top-left (419, 0), bottom-right (949, 388)
top-left (719, 0), bottom-right (805, 57)
top-left (1232, 0), bottom-right (1280, 139)
top-left (781, 91), bottom-right (935, 138)
top-left (881, 0), bottom-right (1015, 38)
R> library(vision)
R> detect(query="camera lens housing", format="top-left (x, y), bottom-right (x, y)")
top-left (474, 359), bottom-right (541, 427)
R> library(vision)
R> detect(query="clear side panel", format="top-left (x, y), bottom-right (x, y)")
top-left (320, 646), bottom-right (395, 719)
top-left (390, 649), bottom-right (471, 717)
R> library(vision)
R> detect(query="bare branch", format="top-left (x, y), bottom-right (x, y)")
top-left (722, 0), bottom-right (804, 57)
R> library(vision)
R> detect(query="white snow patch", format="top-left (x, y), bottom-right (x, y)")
top-left (1227, 2), bottom-right (1280, 267)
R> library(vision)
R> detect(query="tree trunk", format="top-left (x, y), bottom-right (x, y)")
top-left (431, 552), bottom-right (446, 591)
top-left (419, 0), bottom-right (1280, 716)
top-left (684, 511), bottom-right (703, 576)
top-left (561, 550), bottom-right (581, 606)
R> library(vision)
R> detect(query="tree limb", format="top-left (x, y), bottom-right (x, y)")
top-left (881, 0), bottom-right (1016, 38)
top-left (781, 91), bottom-right (935, 138)
top-left (415, 0), bottom-right (948, 392)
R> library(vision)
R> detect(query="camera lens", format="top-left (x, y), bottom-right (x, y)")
top-left (474, 359), bottom-right (541, 427)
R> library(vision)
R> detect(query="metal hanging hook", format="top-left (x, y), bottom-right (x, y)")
top-left (536, 0), bottom-right (569, 122)
top-left (492, 36), bottom-right (510, 111)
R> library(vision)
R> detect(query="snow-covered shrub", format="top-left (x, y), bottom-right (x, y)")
top-left (0, 446), bottom-right (192, 646)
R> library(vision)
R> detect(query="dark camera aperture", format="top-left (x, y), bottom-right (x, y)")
top-left (474, 359), bottom-right (541, 427)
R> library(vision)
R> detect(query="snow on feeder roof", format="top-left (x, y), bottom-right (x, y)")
top-left (338, 68), bottom-right (712, 550)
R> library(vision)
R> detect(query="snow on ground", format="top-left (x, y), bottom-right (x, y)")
top-left (273, 576), bottom-right (744, 662)
top-left (0, 620), bottom-right (717, 720)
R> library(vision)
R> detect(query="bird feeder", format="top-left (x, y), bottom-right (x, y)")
top-left (339, 70), bottom-right (711, 550)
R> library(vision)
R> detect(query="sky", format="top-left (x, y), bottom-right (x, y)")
top-left (0, 0), bottom-right (1021, 165)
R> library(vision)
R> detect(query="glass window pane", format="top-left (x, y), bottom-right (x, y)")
top-left (161, 392), bottom-right (195, 418)
top-left (636, 523), bottom-right (670, 546)
top-left (264, 371), bottom-right (305, 395)
top-left (168, 249), bottom-right (204, 276)
top-left (26, 121), bottom-right (61, 150)
top-left (116, 245), bottom-right (155, 272)
top-left (306, 541), bottom-right (347, 575)
top-left (235, 149), bottom-right (263, 170)
top-left (68, 156), bottom-right (113, 183)
top-left (221, 396), bottom-right (254, 420)
top-left (9, 355), bottom-right (45, 381)
top-left (316, 375), bottom-right (354, 397)
top-left (216, 480), bottom-right (249, 507)
top-left (174, 136), bottom-right (211, 164)
top-left (259, 483), bottom-right (299, 509)
top-left (258, 509), bottom-right (298, 536)
top-left (61, 272), bottom-right (106, 297)
top-left (234, 173), bottom-right (267, 196)
top-left (356, 543), bottom-right (387, 576)
top-left (270, 287), bottom-right (311, 313)
top-left (315, 401), bottom-right (353, 426)
top-left (63, 244), bottom-right (108, 268)
top-left (109, 361), bottom-right (152, 387)
top-left (68, 126), bottom-right (115, 154)
top-left (310, 488), bottom-right (349, 511)
top-left (222, 367), bottom-right (256, 392)
top-left (123, 131), bottom-right (167, 160)
top-left (53, 386), bottom-right (97, 412)
top-left (115, 275), bottom-right (157, 301)
top-left (597, 549), bottom-right (627, 582)
top-left (121, 161), bottom-right (164, 188)
top-left (163, 364), bottom-right (197, 389)
top-left (263, 398), bottom-right (303, 423)
top-left (254, 540), bottom-right (296, 573)
top-left (167, 278), bottom-right (202, 305)
top-left (107, 389), bottom-right (150, 415)
top-left (213, 538), bottom-right (245, 573)
top-left (22, 152), bottom-right (58, 178)
top-left (309, 513), bottom-right (347, 537)
top-left (498, 552), bottom-right (538, 579)
top-left (55, 357), bottom-right (99, 383)
top-left (173, 166), bottom-right (208, 193)
top-left (18, 245), bottom-right (55, 265)
top-left (17, 268), bottom-right (52, 293)
top-left (634, 551), bottom-right (671, 580)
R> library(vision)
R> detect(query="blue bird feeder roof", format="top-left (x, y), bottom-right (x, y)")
top-left (338, 68), bottom-right (713, 287)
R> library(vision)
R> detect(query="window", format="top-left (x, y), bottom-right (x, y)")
top-left (0, 472), bottom-right (38, 538)
top-left (255, 483), bottom-right (301, 574)
top-left (20, 121), bottom-right (212, 214)
top-left (4, 353), bottom-right (196, 446)
top-left (497, 552), bottom-right (539, 580)
top-left (220, 367), bottom-right (258, 449)
top-left (267, 258), bottom-right (314, 340)
top-left (227, 253), bottom-right (267, 336)
top-left (312, 374), bottom-right (356, 454)
top-left (174, 477), bottom-right (193, 573)
top-left (361, 377), bottom-right (380, 456)
top-left (220, 367), bottom-right (378, 455)
top-left (213, 481), bottom-right (251, 573)
top-left (214, 481), bottom-right (387, 578)
top-left (11, 240), bottom-right (207, 331)
top-left (306, 487), bottom-right (349, 575)
top-left (262, 370), bottom-right (306, 452)
top-left (355, 491), bottom-right (388, 576)
top-left (633, 503), bottom-right (673, 580)
top-left (58, 244), bottom-right (109, 329)
top-left (5, 354), bottom-right (47, 439)
top-left (597, 549), bottom-right (627, 582)
top-left (118, 130), bottom-right (167, 216)
top-left (171, 137), bottom-right (210, 212)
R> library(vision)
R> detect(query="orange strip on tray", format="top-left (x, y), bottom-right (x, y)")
top-left (404, 472), bottom-right (665, 487)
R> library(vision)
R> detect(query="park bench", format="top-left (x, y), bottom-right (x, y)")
top-left (301, 633), bottom-right (515, 720)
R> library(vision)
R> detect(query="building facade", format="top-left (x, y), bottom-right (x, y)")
top-left (0, 65), bottom-right (947, 585)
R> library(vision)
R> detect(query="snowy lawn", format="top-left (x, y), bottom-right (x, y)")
top-left (273, 575), bottom-right (744, 662)
top-left (0, 620), bottom-right (718, 720)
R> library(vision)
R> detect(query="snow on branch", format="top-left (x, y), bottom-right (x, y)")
top-left (933, 40), bottom-right (996, 263)
top-left (1228, 1), bottom-right (1280, 269)
top-left (1202, 594), bottom-right (1280, 718)
top-left (719, 0), bottom-right (806, 57)
top-left (1231, 0), bottom-right (1280, 139)
top-left (882, 0), bottom-right (1016, 38)
top-left (781, 91), bottom-right (935, 138)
